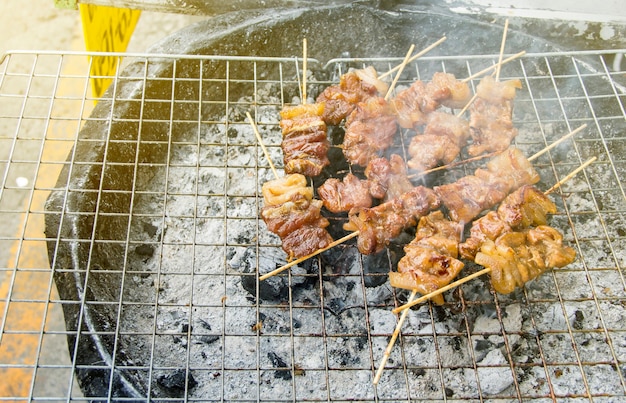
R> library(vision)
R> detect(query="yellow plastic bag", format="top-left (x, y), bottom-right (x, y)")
top-left (80, 4), bottom-right (141, 98)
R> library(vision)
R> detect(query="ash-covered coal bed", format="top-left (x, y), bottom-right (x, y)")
top-left (117, 68), bottom-right (626, 401)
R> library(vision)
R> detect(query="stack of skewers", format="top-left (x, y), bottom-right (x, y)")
top-left (247, 31), bottom-right (595, 384)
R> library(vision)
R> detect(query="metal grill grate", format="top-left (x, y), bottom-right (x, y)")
top-left (0, 49), bottom-right (625, 402)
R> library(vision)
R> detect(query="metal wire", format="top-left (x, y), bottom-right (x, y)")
top-left (0, 50), bottom-right (625, 402)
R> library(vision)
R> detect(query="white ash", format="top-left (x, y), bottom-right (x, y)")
top-left (476, 349), bottom-right (515, 395)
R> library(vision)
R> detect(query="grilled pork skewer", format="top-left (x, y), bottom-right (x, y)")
top-left (411, 123), bottom-right (585, 179)
top-left (249, 113), bottom-right (334, 261)
top-left (406, 111), bottom-right (470, 172)
top-left (317, 37), bottom-right (446, 126)
top-left (390, 71), bottom-right (472, 129)
top-left (279, 103), bottom-right (331, 177)
top-left (342, 96), bottom-right (398, 167)
top-left (388, 211), bottom-right (464, 306)
top-left (389, 184), bottom-right (562, 300)
top-left (365, 154), bottom-right (414, 201)
top-left (317, 153), bottom-right (413, 213)
top-left (340, 44), bottom-right (416, 167)
top-left (387, 131), bottom-right (589, 311)
top-left (376, 157), bottom-right (594, 387)
top-left (399, 51), bottom-right (526, 175)
top-left (260, 174), bottom-right (334, 260)
top-left (391, 156), bottom-right (596, 314)
top-left (408, 28), bottom-right (522, 176)
top-left (316, 66), bottom-right (388, 125)
top-left (466, 75), bottom-right (522, 156)
top-left (434, 146), bottom-right (540, 225)
top-left (343, 185), bottom-right (441, 255)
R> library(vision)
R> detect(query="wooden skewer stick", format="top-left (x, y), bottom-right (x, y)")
top-left (302, 38), bottom-right (308, 104)
top-left (390, 155), bottom-right (597, 315)
top-left (247, 112), bottom-right (279, 179)
top-left (373, 289), bottom-right (417, 385)
top-left (544, 156), bottom-right (597, 195)
top-left (385, 44), bottom-right (415, 101)
top-left (259, 231), bottom-right (359, 281)
top-left (528, 124), bottom-right (587, 162)
top-left (389, 268), bottom-right (493, 314)
top-left (461, 51), bottom-right (526, 83)
top-left (495, 19), bottom-right (510, 81)
top-left (373, 268), bottom-right (490, 385)
top-left (456, 92), bottom-right (479, 117)
top-left (408, 151), bottom-right (503, 179)
top-left (378, 36), bottom-right (447, 80)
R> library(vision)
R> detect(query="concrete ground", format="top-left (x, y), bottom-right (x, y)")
top-left (0, 1), bottom-right (202, 399)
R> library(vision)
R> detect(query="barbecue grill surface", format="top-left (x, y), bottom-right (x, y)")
top-left (1, 3), bottom-right (624, 402)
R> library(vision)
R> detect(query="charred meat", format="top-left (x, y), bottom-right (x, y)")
top-left (342, 97), bottom-right (398, 167)
top-left (280, 103), bottom-right (330, 177)
top-left (317, 173), bottom-right (372, 213)
top-left (344, 186), bottom-right (440, 255)
top-left (390, 211), bottom-right (465, 305)
top-left (434, 147), bottom-right (540, 224)
top-left (467, 76), bottom-right (522, 156)
top-left (261, 174), bottom-right (334, 260)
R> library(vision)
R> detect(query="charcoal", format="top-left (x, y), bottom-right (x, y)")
top-left (230, 246), bottom-right (313, 301)
top-left (134, 244), bottom-right (154, 257)
top-left (156, 369), bottom-right (197, 392)
top-left (197, 335), bottom-right (220, 345)
top-left (321, 245), bottom-right (392, 288)
top-left (268, 352), bottom-right (292, 380)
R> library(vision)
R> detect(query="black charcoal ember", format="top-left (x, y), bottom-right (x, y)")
top-left (143, 222), bottom-right (160, 238)
top-left (328, 126), bottom-right (347, 156)
top-left (229, 247), bottom-right (313, 301)
top-left (134, 244), bottom-right (155, 257)
top-left (156, 369), bottom-right (197, 392)
top-left (322, 245), bottom-right (393, 288)
top-left (445, 387), bottom-right (454, 398)
top-left (362, 251), bottom-right (394, 288)
top-left (573, 309), bottom-right (585, 330)
top-left (197, 318), bottom-right (211, 331)
top-left (323, 217), bottom-right (352, 241)
top-left (197, 335), bottom-right (220, 344)
top-left (475, 338), bottom-right (493, 352)
top-left (268, 352), bottom-right (292, 380)
top-left (473, 338), bottom-right (495, 362)
top-left (192, 319), bottom-right (220, 344)
top-left (327, 298), bottom-right (346, 315)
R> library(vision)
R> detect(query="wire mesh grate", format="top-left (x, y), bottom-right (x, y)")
top-left (0, 50), bottom-right (625, 402)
